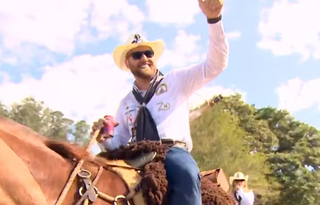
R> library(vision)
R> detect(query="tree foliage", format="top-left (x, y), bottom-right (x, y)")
top-left (191, 93), bottom-right (320, 205)
top-left (0, 97), bottom-right (90, 145)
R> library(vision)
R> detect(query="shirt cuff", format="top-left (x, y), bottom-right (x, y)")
top-left (101, 138), bottom-right (115, 151)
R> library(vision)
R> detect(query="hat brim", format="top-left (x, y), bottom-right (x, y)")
top-left (113, 40), bottom-right (165, 72)
top-left (229, 175), bottom-right (249, 185)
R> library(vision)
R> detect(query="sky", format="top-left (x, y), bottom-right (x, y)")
top-left (0, 0), bottom-right (319, 150)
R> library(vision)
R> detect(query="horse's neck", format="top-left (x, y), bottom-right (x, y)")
top-left (0, 116), bottom-right (47, 142)
top-left (0, 128), bottom-right (74, 204)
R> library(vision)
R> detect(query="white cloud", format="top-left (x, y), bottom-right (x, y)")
top-left (0, 0), bottom-right (91, 55)
top-left (0, 0), bottom-right (145, 61)
top-left (89, 0), bottom-right (145, 43)
top-left (0, 54), bottom-right (133, 124)
top-left (0, 71), bottom-right (10, 82)
top-left (257, 0), bottom-right (320, 60)
top-left (146, 0), bottom-right (200, 25)
top-left (226, 31), bottom-right (242, 40)
top-left (189, 85), bottom-right (247, 110)
top-left (158, 30), bottom-right (203, 68)
top-left (0, 49), bottom-right (17, 66)
top-left (276, 78), bottom-right (320, 112)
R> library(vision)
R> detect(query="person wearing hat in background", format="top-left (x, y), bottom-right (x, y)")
top-left (91, 0), bottom-right (228, 204)
top-left (229, 172), bottom-right (255, 205)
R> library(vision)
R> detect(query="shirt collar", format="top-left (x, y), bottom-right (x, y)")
top-left (132, 70), bottom-right (159, 92)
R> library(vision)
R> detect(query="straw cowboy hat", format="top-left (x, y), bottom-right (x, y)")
top-left (112, 33), bottom-right (165, 72)
top-left (229, 172), bottom-right (249, 185)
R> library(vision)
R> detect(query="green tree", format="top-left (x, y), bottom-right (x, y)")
top-left (9, 97), bottom-right (45, 132)
top-left (0, 100), bottom-right (9, 117)
top-left (190, 97), bottom-right (272, 204)
top-left (45, 110), bottom-right (74, 141)
top-left (256, 107), bottom-right (320, 205)
top-left (2, 96), bottom-right (90, 143)
top-left (72, 120), bottom-right (90, 146)
top-left (193, 94), bottom-right (320, 205)
top-left (219, 95), bottom-right (278, 153)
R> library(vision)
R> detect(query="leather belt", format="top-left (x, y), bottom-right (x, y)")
top-left (161, 139), bottom-right (186, 149)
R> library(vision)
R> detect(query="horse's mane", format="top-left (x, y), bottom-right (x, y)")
top-left (45, 140), bottom-right (96, 163)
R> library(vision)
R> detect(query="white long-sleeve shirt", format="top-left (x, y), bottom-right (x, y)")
top-left (234, 189), bottom-right (255, 205)
top-left (101, 21), bottom-right (229, 152)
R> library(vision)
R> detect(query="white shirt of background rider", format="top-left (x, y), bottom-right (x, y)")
top-left (235, 188), bottom-right (254, 205)
top-left (101, 21), bottom-right (229, 152)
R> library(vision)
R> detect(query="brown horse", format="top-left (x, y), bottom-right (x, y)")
top-left (0, 137), bottom-right (48, 205)
top-left (0, 115), bottom-right (235, 205)
top-left (0, 115), bottom-right (137, 205)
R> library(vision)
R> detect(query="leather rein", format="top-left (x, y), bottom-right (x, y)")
top-left (53, 129), bottom-right (141, 205)
top-left (72, 162), bottom-right (139, 205)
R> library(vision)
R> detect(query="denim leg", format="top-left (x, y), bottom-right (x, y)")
top-left (164, 146), bottom-right (202, 205)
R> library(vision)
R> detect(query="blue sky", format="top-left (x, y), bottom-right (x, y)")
top-left (0, 0), bottom-right (319, 139)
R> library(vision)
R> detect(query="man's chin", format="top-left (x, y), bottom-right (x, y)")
top-left (134, 69), bottom-right (156, 79)
top-left (140, 65), bottom-right (151, 70)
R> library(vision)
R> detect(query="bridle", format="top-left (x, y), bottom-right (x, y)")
top-left (74, 164), bottom-right (136, 205)
top-left (56, 156), bottom-right (142, 205)
top-left (54, 130), bottom-right (141, 205)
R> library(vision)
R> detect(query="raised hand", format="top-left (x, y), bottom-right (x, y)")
top-left (198, 0), bottom-right (224, 19)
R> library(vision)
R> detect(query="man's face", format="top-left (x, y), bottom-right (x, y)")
top-left (125, 46), bottom-right (157, 80)
top-left (233, 180), bottom-right (245, 187)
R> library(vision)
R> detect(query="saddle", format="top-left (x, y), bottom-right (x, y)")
top-left (200, 168), bottom-right (229, 192)
top-left (124, 151), bottom-right (157, 168)
top-left (122, 147), bottom-right (230, 194)
top-left (123, 139), bottom-right (186, 168)
top-left (76, 141), bottom-right (231, 205)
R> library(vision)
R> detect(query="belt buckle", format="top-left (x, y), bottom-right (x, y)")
top-left (172, 142), bottom-right (186, 150)
top-left (161, 139), bottom-right (174, 146)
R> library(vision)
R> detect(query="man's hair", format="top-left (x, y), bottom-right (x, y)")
top-left (231, 180), bottom-right (252, 193)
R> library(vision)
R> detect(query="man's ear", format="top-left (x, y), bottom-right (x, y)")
top-left (125, 59), bottom-right (130, 68)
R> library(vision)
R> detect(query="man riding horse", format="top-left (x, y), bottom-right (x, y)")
top-left (91, 0), bottom-right (228, 204)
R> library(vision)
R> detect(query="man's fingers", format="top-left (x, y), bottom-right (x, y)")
top-left (92, 124), bottom-right (100, 131)
top-left (91, 117), bottom-right (119, 137)
top-left (101, 118), bottom-right (119, 127)
top-left (208, 0), bottom-right (214, 9)
top-left (210, 0), bottom-right (223, 10)
top-left (198, 0), bottom-right (223, 10)
top-left (96, 136), bottom-right (106, 143)
top-left (198, 0), bottom-right (208, 7)
top-left (98, 118), bottom-right (106, 125)
top-left (92, 119), bottom-right (105, 128)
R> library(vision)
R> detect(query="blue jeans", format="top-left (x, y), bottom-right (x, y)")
top-left (164, 146), bottom-right (202, 205)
